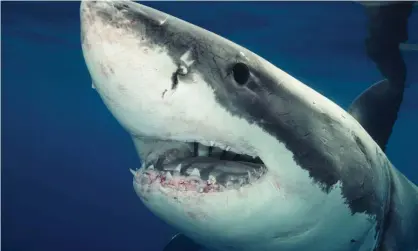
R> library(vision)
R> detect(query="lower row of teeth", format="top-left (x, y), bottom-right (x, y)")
top-left (131, 163), bottom-right (264, 192)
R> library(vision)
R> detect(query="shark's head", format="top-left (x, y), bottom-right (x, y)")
top-left (81, 1), bottom-right (391, 250)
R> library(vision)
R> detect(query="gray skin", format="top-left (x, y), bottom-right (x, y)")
top-left (80, 2), bottom-right (418, 251)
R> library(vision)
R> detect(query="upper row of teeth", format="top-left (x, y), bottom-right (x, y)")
top-left (208, 141), bottom-right (229, 150)
top-left (197, 141), bottom-right (257, 158)
top-left (131, 163), bottom-right (205, 178)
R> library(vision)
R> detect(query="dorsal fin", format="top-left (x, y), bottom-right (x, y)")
top-left (348, 79), bottom-right (405, 152)
top-left (163, 233), bottom-right (202, 251)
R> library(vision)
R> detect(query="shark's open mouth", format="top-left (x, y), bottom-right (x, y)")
top-left (132, 142), bottom-right (267, 193)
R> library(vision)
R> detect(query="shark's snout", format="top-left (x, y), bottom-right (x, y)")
top-left (81, 0), bottom-right (169, 30)
top-left (80, 0), bottom-right (174, 61)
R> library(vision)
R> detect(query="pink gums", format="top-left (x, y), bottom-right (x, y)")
top-left (134, 169), bottom-right (223, 193)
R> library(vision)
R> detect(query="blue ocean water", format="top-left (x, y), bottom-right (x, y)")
top-left (1, 2), bottom-right (417, 251)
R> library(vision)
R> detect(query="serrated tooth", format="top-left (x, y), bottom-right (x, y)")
top-left (208, 175), bottom-right (216, 184)
top-left (238, 178), bottom-right (245, 185)
top-left (175, 164), bottom-right (182, 173)
top-left (141, 162), bottom-right (146, 169)
top-left (210, 141), bottom-right (215, 147)
top-left (225, 146), bottom-right (231, 151)
top-left (148, 165), bottom-right (155, 170)
top-left (198, 144), bottom-right (209, 156)
top-left (190, 168), bottom-right (200, 177)
top-left (247, 171), bottom-right (253, 181)
top-left (129, 169), bottom-right (136, 176)
top-left (166, 172), bottom-right (173, 180)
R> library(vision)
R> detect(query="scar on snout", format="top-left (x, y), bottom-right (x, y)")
top-left (117, 84), bottom-right (127, 92)
top-left (81, 29), bottom-right (92, 50)
top-left (99, 63), bottom-right (109, 78)
top-left (186, 210), bottom-right (207, 220)
top-left (171, 70), bottom-right (179, 90)
top-left (187, 211), bottom-right (198, 220)
top-left (161, 89), bottom-right (168, 98)
top-left (99, 63), bottom-right (114, 78)
top-left (84, 41), bottom-right (92, 50)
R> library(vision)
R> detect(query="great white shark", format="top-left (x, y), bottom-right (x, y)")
top-left (80, 1), bottom-right (418, 251)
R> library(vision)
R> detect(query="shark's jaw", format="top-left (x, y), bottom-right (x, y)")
top-left (128, 137), bottom-right (320, 250)
top-left (128, 137), bottom-right (380, 251)
top-left (131, 140), bottom-right (268, 195)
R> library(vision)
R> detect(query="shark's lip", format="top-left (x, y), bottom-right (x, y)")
top-left (132, 137), bottom-right (262, 167)
top-left (184, 139), bottom-right (259, 159)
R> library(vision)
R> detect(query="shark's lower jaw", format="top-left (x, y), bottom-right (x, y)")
top-left (131, 141), bottom-right (267, 194)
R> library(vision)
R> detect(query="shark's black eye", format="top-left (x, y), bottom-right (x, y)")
top-left (232, 62), bottom-right (250, 85)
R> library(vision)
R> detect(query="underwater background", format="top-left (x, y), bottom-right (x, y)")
top-left (2, 1), bottom-right (417, 251)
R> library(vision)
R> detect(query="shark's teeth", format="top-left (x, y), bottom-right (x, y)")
top-left (185, 139), bottom-right (257, 158)
top-left (208, 175), bottom-right (216, 184)
top-left (148, 165), bottom-right (155, 170)
top-left (174, 164), bottom-right (182, 173)
top-left (166, 172), bottom-right (173, 180)
top-left (190, 168), bottom-right (200, 177)
top-left (197, 144), bottom-right (209, 156)
top-left (247, 171), bottom-right (252, 181)
top-left (208, 142), bottom-right (233, 153)
top-left (129, 169), bottom-right (136, 176)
